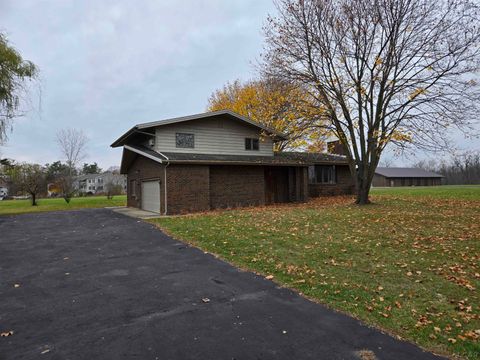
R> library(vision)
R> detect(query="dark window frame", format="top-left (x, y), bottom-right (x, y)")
top-left (308, 165), bottom-right (337, 184)
top-left (245, 137), bottom-right (259, 151)
top-left (175, 133), bottom-right (195, 149)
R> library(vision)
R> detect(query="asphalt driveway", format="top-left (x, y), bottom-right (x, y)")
top-left (0, 209), bottom-right (443, 360)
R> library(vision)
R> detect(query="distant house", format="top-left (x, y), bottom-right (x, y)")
top-left (75, 172), bottom-right (127, 195)
top-left (111, 110), bottom-right (354, 215)
top-left (373, 167), bottom-right (443, 187)
top-left (0, 177), bottom-right (8, 199)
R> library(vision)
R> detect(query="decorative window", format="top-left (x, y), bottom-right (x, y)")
top-left (245, 138), bottom-right (259, 151)
top-left (176, 133), bottom-right (194, 148)
top-left (308, 165), bottom-right (336, 184)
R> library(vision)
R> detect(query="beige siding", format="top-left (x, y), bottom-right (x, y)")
top-left (154, 116), bottom-right (274, 156)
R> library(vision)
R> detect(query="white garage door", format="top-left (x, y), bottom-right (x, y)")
top-left (141, 180), bottom-right (161, 213)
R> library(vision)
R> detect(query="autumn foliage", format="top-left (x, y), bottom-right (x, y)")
top-left (207, 78), bottom-right (328, 151)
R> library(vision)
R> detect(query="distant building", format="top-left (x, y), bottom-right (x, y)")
top-left (75, 173), bottom-right (127, 195)
top-left (373, 167), bottom-right (443, 187)
top-left (0, 177), bottom-right (8, 199)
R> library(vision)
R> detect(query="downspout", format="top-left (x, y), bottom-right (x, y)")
top-left (158, 152), bottom-right (170, 215)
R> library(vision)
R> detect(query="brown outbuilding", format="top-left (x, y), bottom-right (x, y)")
top-left (372, 167), bottom-right (443, 187)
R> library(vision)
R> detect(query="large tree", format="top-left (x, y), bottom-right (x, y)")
top-left (9, 163), bottom-right (46, 206)
top-left (262, 0), bottom-right (480, 204)
top-left (208, 78), bottom-right (327, 151)
top-left (0, 33), bottom-right (37, 144)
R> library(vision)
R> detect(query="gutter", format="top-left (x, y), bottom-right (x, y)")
top-left (157, 151), bottom-right (170, 215)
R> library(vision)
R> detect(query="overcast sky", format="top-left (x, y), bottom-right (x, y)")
top-left (0, 0), bottom-right (277, 169)
top-left (0, 0), bottom-right (478, 169)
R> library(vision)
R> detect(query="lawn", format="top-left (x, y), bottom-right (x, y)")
top-left (371, 185), bottom-right (480, 200)
top-left (0, 195), bottom-right (126, 216)
top-left (150, 186), bottom-right (480, 359)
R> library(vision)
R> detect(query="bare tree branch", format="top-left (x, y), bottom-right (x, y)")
top-left (262, 0), bottom-right (480, 203)
top-left (56, 128), bottom-right (88, 172)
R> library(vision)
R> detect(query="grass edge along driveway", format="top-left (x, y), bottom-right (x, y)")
top-left (0, 195), bottom-right (126, 216)
top-left (150, 186), bottom-right (480, 360)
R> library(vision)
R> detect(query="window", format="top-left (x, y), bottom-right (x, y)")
top-left (130, 180), bottom-right (137, 197)
top-left (176, 133), bottom-right (194, 148)
top-left (308, 165), bottom-right (336, 184)
top-left (245, 138), bottom-right (259, 151)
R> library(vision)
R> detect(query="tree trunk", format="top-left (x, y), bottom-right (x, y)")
top-left (355, 184), bottom-right (371, 204)
top-left (31, 193), bottom-right (37, 206)
top-left (355, 174), bottom-right (372, 205)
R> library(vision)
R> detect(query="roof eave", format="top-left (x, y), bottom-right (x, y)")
top-left (111, 126), bottom-right (138, 148)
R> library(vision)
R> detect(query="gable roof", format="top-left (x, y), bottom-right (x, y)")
top-left (111, 110), bottom-right (288, 147)
top-left (375, 167), bottom-right (443, 178)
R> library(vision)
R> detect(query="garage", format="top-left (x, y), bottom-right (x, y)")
top-left (141, 180), bottom-right (161, 213)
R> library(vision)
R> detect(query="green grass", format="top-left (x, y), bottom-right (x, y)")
top-left (150, 186), bottom-right (480, 359)
top-left (371, 184), bottom-right (480, 200)
top-left (0, 195), bottom-right (126, 216)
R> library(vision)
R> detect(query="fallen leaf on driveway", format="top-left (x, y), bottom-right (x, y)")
top-left (14, 284), bottom-right (20, 288)
top-left (265, 275), bottom-right (274, 280)
top-left (355, 349), bottom-right (377, 360)
top-left (202, 298), bottom-right (210, 303)
top-left (0, 330), bottom-right (14, 337)
top-left (40, 349), bottom-right (50, 354)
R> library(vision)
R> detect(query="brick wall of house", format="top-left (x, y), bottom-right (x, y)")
top-left (308, 165), bottom-right (354, 197)
top-left (126, 156), bottom-right (165, 212)
top-left (166, 164), bottom-right (210, 214)
top-left (126, 155), bottom-right (345, 214)
top-left (209, 165), bottom-right (266, 209)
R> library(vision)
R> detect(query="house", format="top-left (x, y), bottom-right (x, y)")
top-left (111, 110), bottom-right (354, 215)
top-left (0, 178), bottom-right (8, 200)
top-left (373, 167), bottom-right (443, 187)
top-left (75, 172), bottom-right (127, 195)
